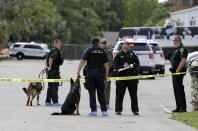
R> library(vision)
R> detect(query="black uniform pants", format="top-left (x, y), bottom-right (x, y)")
top-left (87, 70), bottom-right (107, 112)
top-left (172, 74), bottom-right (186, 110)
top-left (115, 79), bottom-right (139, 113)
top-left (46, 70), bottom-right (60, 103)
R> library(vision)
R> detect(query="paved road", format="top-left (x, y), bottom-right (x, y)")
top-left (0, 59), bottom-right (197, 131)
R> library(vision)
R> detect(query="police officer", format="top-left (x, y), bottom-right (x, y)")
top-left (45, 39), bottom-right (63, 106)
top-left (99, 39), bottom-right (113, 109)
top-left (170, 36), bottom-right (188, 112)
top-left (77, 37), bottom-right (109, 116)
top-left (113, 42), bottom-right (140, 115)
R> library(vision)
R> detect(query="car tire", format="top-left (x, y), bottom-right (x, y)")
top-left (16, 53), bottom-right (24, 60)
top-left (159, 69), bottom-right (165, 74)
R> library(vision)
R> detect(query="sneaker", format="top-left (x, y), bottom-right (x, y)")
top-left (88, 111), bottom-right (97, 116)
top-left (52, 103), bottom-right (62, 106)
top-left (116, 112), bottom-right (121, 115)
top-left (133, 112), bottom-right (139, 115)
top-left (45, 102), bottom-right (52, 106)
top-left (102, 111), bottom-right (108, 116)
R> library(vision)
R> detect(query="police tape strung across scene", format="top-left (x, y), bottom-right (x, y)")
top-left (0, 71), bottom-right (198, 83)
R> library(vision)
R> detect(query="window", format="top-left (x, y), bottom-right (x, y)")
top-left (150, 43), bottom-right (162, 51)
top-left (33, 45), bottom-right (43, 50)
top-left (24, 45), bottom-right (34, 49)
top-left (117, 42), bottom-right (151, 51)
top-left (183, 0), bottom-right (193, 6)
top-left (13, 44), bottom-right (21, 48)
top-left (190, 17), bottom-right (196, 26)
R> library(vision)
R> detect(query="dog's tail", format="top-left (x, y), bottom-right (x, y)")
top-left (23, 88), bottom-right (27, 94)
top-left (51, 112), bottom-right (62, 115)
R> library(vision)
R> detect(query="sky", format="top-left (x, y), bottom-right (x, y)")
top-left (158, 0), bottom-right (168, 3)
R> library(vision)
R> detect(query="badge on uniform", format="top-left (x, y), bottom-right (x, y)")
top-left (180, 48), bottom-right (184, 53)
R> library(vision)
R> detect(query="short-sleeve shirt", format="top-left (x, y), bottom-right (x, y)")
top-left (170, 44), bottom-right (188, 68)
top-left (81, 45), bottom-right (108, 69)
top-left (50, 49), bottom-right (59, 60)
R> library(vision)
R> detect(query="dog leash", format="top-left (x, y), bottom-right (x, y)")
top-left (38, 69), bottom-right (47, 90)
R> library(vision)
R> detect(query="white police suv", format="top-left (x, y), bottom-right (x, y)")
top-left (113, 38), bottom-right (155, 75)
top-left (9, 42), bottom-right (50, 60)
top-left (148, 40), bottom-right (165, 74)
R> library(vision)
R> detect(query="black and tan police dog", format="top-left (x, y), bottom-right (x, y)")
top-left (51, 78), bottom-right (81, 115)
top-left (23, 82), bottom-right (43, 106)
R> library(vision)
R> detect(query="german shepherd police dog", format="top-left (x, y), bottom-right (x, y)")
top-left (23, 82), bottom-right (43, 106)
top-left (51, 78), bottom-right (81, 115)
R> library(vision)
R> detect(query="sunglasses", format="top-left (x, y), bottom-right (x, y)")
top-left (101, 42), bottom-right (107, 45)
top-left (173, 39), bottom-right (178, 41)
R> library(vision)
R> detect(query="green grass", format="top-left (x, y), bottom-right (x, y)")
top-left (171, 112), bottom-right (198, 128)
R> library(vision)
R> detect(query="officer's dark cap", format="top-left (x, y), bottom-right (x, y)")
top-left (91, 37), bottom-right (100, 45)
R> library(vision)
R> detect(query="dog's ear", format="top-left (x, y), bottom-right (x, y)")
top-left (70, 78), bottom-right (74, 85)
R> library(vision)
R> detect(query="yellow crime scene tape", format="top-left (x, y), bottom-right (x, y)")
top-left (0, 71), bottom-right (197, 82)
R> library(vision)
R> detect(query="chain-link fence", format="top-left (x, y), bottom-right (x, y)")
top-left (60, 44), bottom-right (91, 60)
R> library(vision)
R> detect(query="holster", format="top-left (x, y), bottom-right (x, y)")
top-left (169, 67), bottom-right (176, 73)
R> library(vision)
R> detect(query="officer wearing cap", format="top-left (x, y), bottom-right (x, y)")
top-left (77, 37), bottom-right (109, 116)
top-left (113, 42), bottom-right (140, 115)
top-left (99, 39), bottom-right (113, 109)
top-left (45, 39), bottom-right (63, 106)
top-left (170, 36), bottom-right (188, 113)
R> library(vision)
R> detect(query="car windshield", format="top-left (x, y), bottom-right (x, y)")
top-left (150, 43), bottom-right (162, 51)
top-left (116, 42), bottom-right (151, 51)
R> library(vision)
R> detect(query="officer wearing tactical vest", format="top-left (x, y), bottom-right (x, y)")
top-left (45, 39), bottom-right (63, 106)
top-left (113, 42), bottom-right (140, 115)
top-left (77, 37), bottom-right (109, 116)
top-left (170, 36), bottom-right (188, 113)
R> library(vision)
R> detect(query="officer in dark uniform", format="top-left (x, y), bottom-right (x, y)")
top-left (170, 36), bottom-right (188, 112)
top-left (45, 39), bottom-right (63, 106)
top-left (113, 42), bottom-right (140, 115)
top-left (77, 37), bottom-right (109, 116)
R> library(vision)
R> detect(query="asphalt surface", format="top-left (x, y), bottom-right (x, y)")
top-left (0, 59), bottom-right (197, 131)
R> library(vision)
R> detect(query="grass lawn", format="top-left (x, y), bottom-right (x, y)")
top-left (171, 112), bottom-right (198, 129)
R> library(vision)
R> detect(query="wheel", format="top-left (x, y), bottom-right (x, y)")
top-left (16, 53), bottom-right (24, 60)
top-left (159, 69), bottom-right (165, 74)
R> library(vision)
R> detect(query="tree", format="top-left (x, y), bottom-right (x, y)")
top-left (4, 0), bottom-right (71, 43)
top-left (0, 20), bottom-right (9, 50)
top-left (51, 0), bottom-right (120, 43)
top-left (123, 0), bottom-right (158, 27)
top-left (144, 3), bottom-right (170, 27)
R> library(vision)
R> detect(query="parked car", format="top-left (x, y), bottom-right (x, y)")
top-left (9, 42), bottom-right (50, 60)
top-left (148, 40), bottom-right (165, 74)
top-left (186, 51), bottom-right (198, 66)
top-left (113, 38), bottom-right (155, 76)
